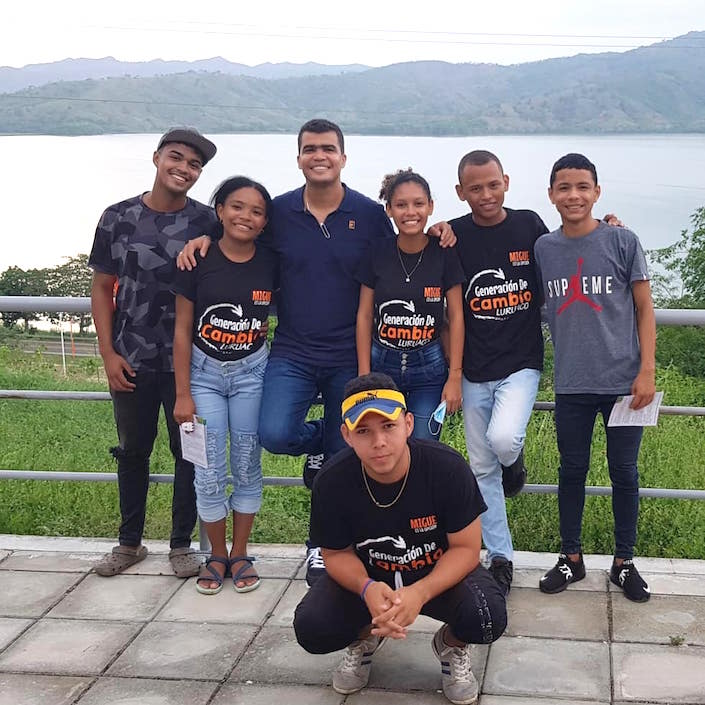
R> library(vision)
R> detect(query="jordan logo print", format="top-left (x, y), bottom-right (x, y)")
top-left (557, 258), bottom-right (602, 315)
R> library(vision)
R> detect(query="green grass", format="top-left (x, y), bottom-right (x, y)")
top-left (1, 346), bottom-right (704, 558)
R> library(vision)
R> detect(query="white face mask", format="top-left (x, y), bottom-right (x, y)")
top-left (428, 399), bottom-right (447, 437)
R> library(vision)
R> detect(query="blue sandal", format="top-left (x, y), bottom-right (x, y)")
top-left (230, 555), bottom-right (261, 593)
top-left (195, 556), bottom-right (229, 595)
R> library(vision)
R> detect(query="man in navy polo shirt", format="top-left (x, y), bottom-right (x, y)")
top-left (258, 120), bottom-right (395, 584)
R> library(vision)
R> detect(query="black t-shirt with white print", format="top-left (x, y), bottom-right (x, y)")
top-left (173, 243), bottom-right (277, 362)
top-left (450, 208), bottom-right (548, 382)
top-left (310, 439), bottom-right (487, 587)
top-left (356, 237), bottom-right (465, 351)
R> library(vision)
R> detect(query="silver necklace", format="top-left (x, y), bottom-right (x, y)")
top-left (397, 245), bottom-right (424, 282)
top-left (361, 448), bottom-right (410, 508)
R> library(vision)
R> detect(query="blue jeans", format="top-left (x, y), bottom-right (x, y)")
top-left (371, 341), bottom-right (448, 441)
top-left (190, 344), bottom-right (268, 521)
top-left (555, 394), bottom-right (643, 559)
top-left (258, 356), bottom-right (357, 458)
top-left (462, 368), bottom-right (541, 562)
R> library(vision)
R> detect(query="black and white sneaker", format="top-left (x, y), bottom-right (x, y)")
top-left (305, 546), bottom-right (326, 588)
top-left (610, 559), bottom-right (650, 602)
top-left (539, 553), bottom-right (586, 594)
top-left (501, 450), bottom-right (527, 498)
top-left (303, 453), bottom-right (326, 489)
top-left (488, 556), bottom-right (514, 596)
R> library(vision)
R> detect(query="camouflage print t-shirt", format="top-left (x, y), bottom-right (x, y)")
top-left (89, 194), bottom-right (216, 372)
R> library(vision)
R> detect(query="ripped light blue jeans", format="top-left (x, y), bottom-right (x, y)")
top-left (190, 344), bottom-right (268, 521)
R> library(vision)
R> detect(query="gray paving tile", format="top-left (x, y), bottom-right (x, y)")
top-left (0, 618), bottom-right (140, 675)
top-left (627, 572), bottom-right (705, 597)
top-left (108, 621), bottom-right (256, 680)
top-left (157, 577), bottom-right (288, 623)
top-left (0, 618), bottom-right (32, 651)
top-left (506, 587), bottom-right (609, 640)
top-left (0, 551), bottom-right (103, 572)
top-left (612, 642), bottom-right (705, 703)
top-left (348, 689), bottom-right (448, 703)
top-left (479, 697), bottom-right (607, 705)
top-left (0, 551), bottom-right (11, 565)
top-left (671, 558), bottom-right (705, 575)
top-left (78, 677), bottom-right (217, 705)
top-left (0, 571), bottom-right (81, 617)
top-left (230, 626), bottom-right (340, 685)
top-left (266, 580), bottom-right (307, 627)
top-left (48, 574), bottom-right (180, 621)
top-left (213, 682), bottom-right (344, 704)
top-left (0, 673), bottom-right (91, 705)
top-left (513, 568), bottom-right (607, 591)
top-left (249, 544), bottom-right (305, 560)
top-left (484, 636), bottom-right (610, 701)
top-left (612, 594), bottom-right (705, 646)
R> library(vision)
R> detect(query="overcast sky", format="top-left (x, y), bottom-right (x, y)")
top-left (3, 0), bottom-right (704, 68)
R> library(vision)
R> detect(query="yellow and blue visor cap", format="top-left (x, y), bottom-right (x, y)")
top-left (342, 389), bottom-right (407, 431)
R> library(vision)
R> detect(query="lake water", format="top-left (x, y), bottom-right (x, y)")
top-left (2, 132), bottom-right (704, 270)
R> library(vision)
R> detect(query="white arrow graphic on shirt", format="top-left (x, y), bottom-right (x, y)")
top-left (377, 299), bottom-right (416, 348)
top-left (356, 535), bottom-right (407, 550)
top-left (201, 302), bottom-right (243, 320)
top-left (465, 268), bottom-right (508, 321)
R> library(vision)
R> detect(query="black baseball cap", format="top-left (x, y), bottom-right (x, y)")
top-left (157, 127), bottom-right (217, 165)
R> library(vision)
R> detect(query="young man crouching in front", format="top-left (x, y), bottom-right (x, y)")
top-left (293, 372), bottom-right (507, 705)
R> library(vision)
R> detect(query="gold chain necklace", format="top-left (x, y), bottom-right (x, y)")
top-left (397, 245), bottom-right (424, 282)
top-left (361, 449), bottom-right (410, 508)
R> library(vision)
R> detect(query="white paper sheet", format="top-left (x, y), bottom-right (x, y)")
top-left (607, 391), bottom-right (664, 427)
top-left (179, 415), bottom-right (208, 467)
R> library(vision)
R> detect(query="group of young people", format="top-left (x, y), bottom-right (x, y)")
top-left (88, 119), bottom-right (656, 705)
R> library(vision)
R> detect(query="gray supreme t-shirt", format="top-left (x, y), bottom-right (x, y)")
top-left (534, 221), bottom-right (649, 395)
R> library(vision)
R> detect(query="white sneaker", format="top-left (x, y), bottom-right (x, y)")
top-left (431, 625), bottom-right (478, 705)
top-left (332, 635), bottom-right (385, 694)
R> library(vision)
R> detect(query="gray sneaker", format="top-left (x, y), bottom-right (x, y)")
top-left (432, 626), bottom-right (479, 705)
top-left (332, 635), bottom-right (385, 694)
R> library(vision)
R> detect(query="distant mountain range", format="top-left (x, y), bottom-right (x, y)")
top-left (1, 32), bottom-right (704, 136)
top-left (0, 57), bottom-right (369, 93)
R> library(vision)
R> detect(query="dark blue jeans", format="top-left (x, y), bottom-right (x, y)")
top-left (110, 371), bottom-right (196, 549)
top-left (371, 340), bottom-right (447, 440)
top-left (555, 393), bottom-right (644, 559)
top-left (258, 355), bottom-right (357, 459)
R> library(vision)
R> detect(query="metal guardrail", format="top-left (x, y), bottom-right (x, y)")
top-left (1, 296), bottom-right (704, 503)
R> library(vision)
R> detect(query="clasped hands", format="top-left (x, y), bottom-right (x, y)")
top-left (364, 580), bottom-right (425, 639)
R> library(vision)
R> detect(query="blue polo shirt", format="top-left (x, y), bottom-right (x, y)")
top-left (263, 184), bottom-right (394, 366)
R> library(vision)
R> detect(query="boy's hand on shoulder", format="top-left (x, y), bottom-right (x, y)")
top-left (603, 213), bottom-right (625, 227)
top-left (630, 369), bottom-right (656, 409)
top-left (428, 221), bottom-right (457, 248)
top-left (176, 236), bottom-right (211, 271)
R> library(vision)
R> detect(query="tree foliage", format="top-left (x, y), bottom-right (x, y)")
top-left (648, 207), bottom-right (705, 307)
top-left (0, 266), bottom-right (48, 329)
top-left (0, 254), bottom-right (92, 331)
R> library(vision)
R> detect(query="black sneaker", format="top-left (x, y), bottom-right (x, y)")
top-left (610, 559), bottom-right (650, 602)
top-left (488, 556), bottom-right (513, 596)
top-left (303, 453), bottom-right (326, 489)
top-left (539, 553), bottom-right (586, 594)
top-left (305, 546), bottom-right (326, 588)
top-left (501, 450), bottom-right (527, 498)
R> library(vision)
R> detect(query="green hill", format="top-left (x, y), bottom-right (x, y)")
top-left (1, 32), bottom-right (704, 136)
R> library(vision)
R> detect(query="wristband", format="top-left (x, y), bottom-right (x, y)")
top-left (360, 578), bottom-right (375, 601)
